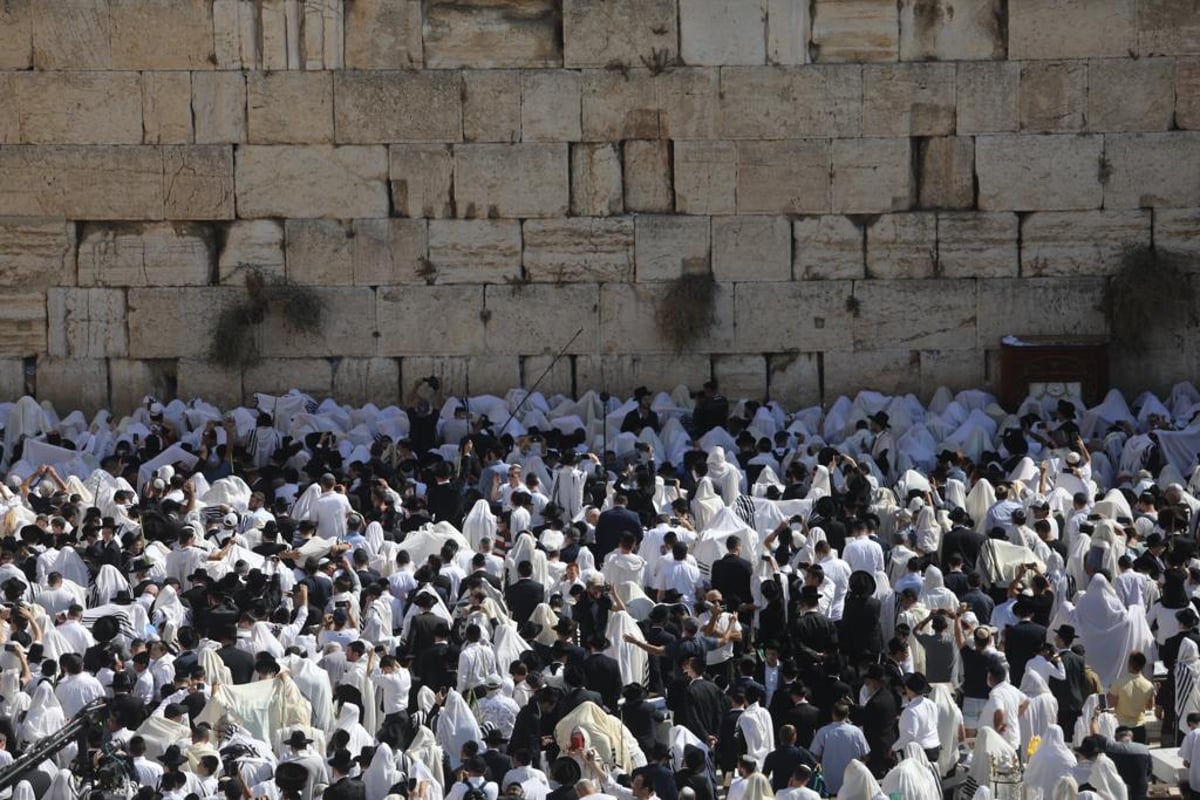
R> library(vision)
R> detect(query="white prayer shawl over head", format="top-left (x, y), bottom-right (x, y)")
top-left (931, 683), bottom-right (963, 776)
top-left (553, 701), bottom-right (645, 773)
top-left (693, 507), bottom-right (758, 577)
top-left (1176, 637), bottom-right (1200, 734)
top-left (740, 773), bottom-right (774, 800)
top-left (493, 621), bottom-right (533, 670)
top-left (967, 726), bottom-right (1018, 788)
top-left (1069, 572), bottom-right (1153, 688)
top-left (437, 690), bottom-right (480, 770)
top-left (705, 447), bottom-right (741, 506)
top-left (135, 713), bottom-right (192, 760)
top-left (89, 563), bottom-right (131, 607)
top-left (462, 499), bottom-right (497, 551)
top-left (878, 744), bottom-right (940, 800)
top-left (283, 655), bottom-right (336, 734)
top-left (20, 680), bottom-right (65, 746)
top-left (920, 566), bottom-right (958, 611)
top-left (12, 780), bottom-right (34, 800)
top-left (196, 672), bottom-right (313, 744)
top-left (1086, 754), bottom-right (1128, 800)
top-left (966, 479), bottom-right (997, 534)
top-left (1019, 672), bottom-right (1059, 758)
top-left (506, 532), bottom-right (549, 589)
top-left (691, 478), bottom-right (724, 533)
top-left (837, 759), bottom-right (885, 800)
top-left (334, 702), bottom-right (375, 755)
top-left (44, 769), bottom-right (73, 800)
top-left (407, 725), bottom-right (446, 794)
top-left (364, 742), bottom-right (401, 800)
top-left (605, 611), bottom-right (648, 688)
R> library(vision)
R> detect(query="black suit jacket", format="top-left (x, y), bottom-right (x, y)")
top-left (217, 644), bottom-right (256, 685)
top-left (1003, 619), bottom-right (1047, 687)
top-left (1048, 648), bottom-right (1089, 717)
top-left (710, 554), bottom-right (753, 607)
top-left (323, 777), bottom-right (366, 800)
top-left (582, 652), bottom-right (624, 711)
top-left (593, 507), bottom-right (643, 562)
top-left (504, 579), bottom-right (546, 626)
top-left (856, 687), bottom-right (900, 757)
top-left (413, 641), bottom-right (457, 692)
top-left (406, 612), bottom-right (444, 655)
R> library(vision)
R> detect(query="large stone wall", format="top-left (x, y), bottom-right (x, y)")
top-left (1, 0), bottom-right (1199, 413)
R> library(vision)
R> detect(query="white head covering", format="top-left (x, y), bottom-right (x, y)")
top-left (462, 499), bottom-right (497, 551)
top-left (879, 744), bottom-right (940, 800)
top-left (741, 773), bottom-right (774, 800)
top-left (12, 781), bottom-right (35, 800)
top-left (1086, 754), bottom-right (1129, 800)
top-left (20, 680), bottom-right (66, 745)
top-left (837, 759), bottom-right (884, 800)
top-left (363, 742), bottom-right (401, 800)
top-left (334, 702), bottom-right (375, 760)
top-left (1069, 572), bottom-right (1153, 688)
top-left (1024, 725), bottom-right (1076, 799)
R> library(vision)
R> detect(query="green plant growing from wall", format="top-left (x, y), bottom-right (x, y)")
top-left (208, 267), bottom-right (325, 368)
top-left (1102, 245), bottom-right (1195, 353)
top-left (656, 272), bottom-right (718, 352)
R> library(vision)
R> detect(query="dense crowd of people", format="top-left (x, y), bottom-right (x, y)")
top-left (3, 378), bottom-right (1200, 800)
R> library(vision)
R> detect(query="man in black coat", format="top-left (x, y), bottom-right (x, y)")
top-left (593, 495), bottom-right (643, 562)
top-left (710, 536), bottom-right (753, 615)
top-left (792, 586), bottom-right (838, 684)
top-left (668, 657), bottom-right (728, 743)
top-left (504, 561), bottom-right (545, 626)
top-left (215, 626), bottom-right (255, 684)
top-left (412, 621), bottom-right (457, 692)
top-left (854, 664), bottom-right (900, 776)
top-left (1048, 624), bottom-right (1090, 734)
top-left (582, 634), bottom-right (624, 712)
top-left (406, 594), bottom-right (446, 655)
top-left (557, 664), bottom-right (604, 718)
top-left (762, 724), bottom-right (818, 792)
top-left (941, 511), bottom-right (985, 573)
top-left (323, 751), bottom-right (366, 800)
top-left (1002, 600), bottom-right (1047, 688)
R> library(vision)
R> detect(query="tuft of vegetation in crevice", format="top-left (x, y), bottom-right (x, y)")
top-left (208, 267), bottom-right (325, 369)
top-left (1103, 245), bottom-right (1195, 353)
top-left (656, 272), bottom-right (718, 352)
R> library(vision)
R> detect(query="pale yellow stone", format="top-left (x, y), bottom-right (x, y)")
top-left (8, 72), bottom-right (143, 145)
top-left (142, 72), bottom-right (193, 145)
top-left (600, 281), bottom-right (735, 354)
top-left (1087, 58), bottom-right (1175, 132)
top-left (0, 0), bottom-right (33, 70)
top-left (47, 288), bottom-right (127, 359)
top-left (247, 72), bottom-right (334, 145)
top-left (1008, 0), bottom-right (1135, 59)
top-left (423, 0), bottom-right (562, 69)
top-left (257, 288), bottom-right (377, 358)
top-left (463, 70), bottom-right (521, 143)
top-left (793, 216), bottom-right (865, 280)
top-left (712, 216), bottom-right (792, 282)
top-left (713, 354), bottom-right (768, 399)
top-left (193, 72), bottom-right (247, 145)
top-left (285, 219), bottom-right (354, 285)
top-left (851, 279), bottom-right (976, 350)
top-left (956, 62), bottom-right (1019, 134)
top-left (734, 281), bottom-right (853, 351)
top-left (35, 357), bottom-right (108, 414)
top-left (736, 139), bottom-right (831, 215)
top-left (389, 145), bottom-right (455, 219)
top-left (898, 0), bottom-right (1005, 61)
top-left (570, 143), bottom-right (623, 217)
top-left (680, 0), bottom-right (767, 66)
top-left (811, 0), bottom-right (899, 62)
top-left (634, 216), bottom-right (711, 282)
top-left (236, 146), bottom-right (389, 219)
top-left (976, 134), bottom-right (1103, 211)
top-left (31, 2), bottom-right (112, 69)
top-left (623, 140), bottom-right (673, 213)
top-left (1021, 210), bottom-right (1152, 276)
top-left (674, 141), bottom-right (737, 215)
top-left (334, 71), bottom-right (462, 144)
top-left (219, 221), bottom-right (286, 284)
top-left (866, 214), bottom-right (937, 279)
top-left (426, 220), bottom-right (523, 283)
top-left (563, 0), bottom-right (677, 69)
top-left (580, 70), bottom-right (659, 141)
top-left (831, 138), bottom-right (913, 214)
top-left (521, 70), bottom-right (582, 142)
top-left (918, 137), bottom-right (974, 210)
top-left (862, 63), bottom-right (956, 136)
top-left (376, 285), bottom-right (486, 356)
top-left (345, 0), bottom-right (422, 68)
top-left (0, 146), bottom-right (164, 220)
top-left (936, 213), bottom-right (1018, 279)
top-left (1019, 61), bottom-right (1087, 132)
top-left (109, 0), bottom-right (215, 69)
top-left (351, 219), bottom-right (429, 285)
top-left (0, 219), bottom-right (76, 288)
top-left (454, 144), bottom-right (569, 219)
top-left (163, 146), bottom-right (235, 220)
top-left (1104, 133), bottom-right (1200, 208)
top-left (524, 218), bottom-right (634, 283)
top-left (78, 222), bottom-right (212, 287)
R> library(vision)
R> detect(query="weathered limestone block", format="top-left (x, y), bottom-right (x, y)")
top-left (193, 72), bottom-right (247, 144)
top-left (793, 216), bottom-right (865, 280)
top-left (5, 72), bottom-right (143, 145)
top-left (936, 212), bottom-right (1019, 279)
top-left (0, 294), bottom-right (46, 356)
top-left (680, 0), bottom-right (766, 66)
top-left (736, 139), bottom-right (831, 215)
top-left (164, 146), bottom-right (235, 219)
top-left (244, 360), bottom-right (333, 400)
top-left (1155, 208), bottom-right (1200, 263)
top-left (1021, 210), bottom-right (1152, 276)
top-left (519, 353), bottom-right (575, 396)
top-left (486, 284), bottom-right (600, 354)
top-left (1019, 61), bottom-right (1087, 132)
top-left (31, 2), bottom-right (112, 69)
top-left (127, 287), bottom-right (242, 358)
top-left (523, 219), bottom-right (634, 283)
top-left (574, 354), bottom-right (714, 398)
top-left (713, 354), bottom-right (768, 400)
top-left (634, 216), bottom-right (711, 282)
top-left (1088, 59), bottom-right (1175, 132)
top-left (656, 68), bottom-right (720, 140)
top-left (919, 350), bottom-right (986, 397)
top-left (823, 349), bottom-right (922, 400)
top-left (109, 0), bottom-right (215, 69)
top-left (108, 359), bottom-right (177, 416)
top-left (718, 66), bottom-right (862, 139)
top-left (399, 356), bottom-right (469, 398)
top-left (956, 62), bottom-right (1019, 134)
top-left (0, 146), bottom-right (164, 220)
top-left (422, 0), bottom-right (562, 69)
top-left (219, 220), bottom-right (286, 283)
top-left (1104, 132), bottom-right (1200, 208)
top-left (1009, 0), bottom-right (1135, 59)
top-left (0, 219), bottom-right (76, 288)
top-left (177, 358), bottom-right (242, 407)
top-left (866, 214), bottom-right (937, 279)
top-left (333, 358), bottom-right (400, 407)
top-left (623, 141), bottom-right (673, 213)
top-left (426, 220), bottom-right (523, 283)
top-left (917, 137), bottom-right (974, 210)
top-left (852, 279), bottom-right (977, 350)
top-left (257, 0), bottom-right (298, 71)
top-left (47, 288), bottom-right (127, 359)
top-left (580, 70), bottom-right (659, 141)
top-left (463, 71), bottom-right (521, 143)
top-left (236, 145), bottom-right (389, 219)
top-left (767, 0), bottom-right (811, 65)
top-left (734, 281), bottom-right (853, 351)
top-left (78, 222), bottom-right (212, 287)
top-left (236, 0), bottom-right (261, 69)
top-left (0, 1), bottom-right (32, 69)
top-left (258, 288), bottom-right (377, 358)
top-left (466, 356), bottom-right (523, 395)
top-left (522, 70), bottom-right (582, 142)
top-left (1175, 59), bottom-right (1200, 130)
top-left (976, 134), bottom-right (1104, 211)
top-left (1137, 0), bottom-right (1200, 56)
top-left (212, 0), bottom-right (243, 69)
top-left (712, 216), bottom-right (792, 282)
top-left (454, 144), bottom-right (569, 219)
top-left (334, 72), bottom-right (462, 144)
top-left (141, 72), bottom-right (193, 145)
top-left (862, 64), bottom-right (956, 137)
top-left (767, 353), bottom-right (821, 407)
top-left (389, 145), bottom-right (454, 219)
top-left (811, 0), bottom-right (899, 62)
top-left (247, 72), bottom-right (333, 145)
top-left (344, 0), bottom-right (422, 68)
top-left (899, 0), bottom-right (1005, 61)
top-left (34, 358), bottom-right (108, 414)
top-left (562, 0), bottom-right (677, 69)
top-left (285, 220), bottom-right (354, 285)
top-left (975, 277), bottom-right (1107, 346)
top-left (831, 138), bottom-right (913, 214)
top-left (351, 219), bottom-right (428, 285)
top-left (674, 141), bottom-right (737, 214)
top-left (571, 144), bottom-right (623, 217)
top-left (601, 281), bottom-right (734, 353)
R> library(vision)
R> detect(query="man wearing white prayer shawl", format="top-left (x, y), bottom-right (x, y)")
top-left (1069, 573), bottom-right (1153, 689)
top-left (737, 690), bottom-right (775, 769)
top-left (705, 448), bottom-right (741, 507)
top-left (1024, 725), bottom-right (1077, 800)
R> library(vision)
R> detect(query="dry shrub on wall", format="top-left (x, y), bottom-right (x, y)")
top-left (656, 272), bottom-right (718, 352)
top-left (208, 267), bottom-right (325, 368)
top-left (1102, 245), bottom-right (1196, 354)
